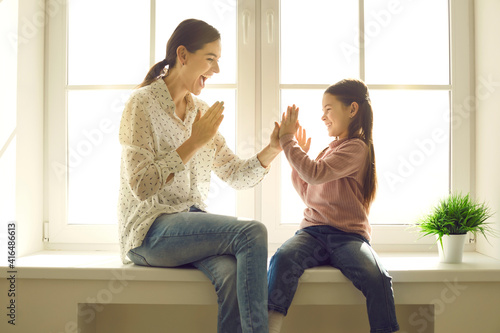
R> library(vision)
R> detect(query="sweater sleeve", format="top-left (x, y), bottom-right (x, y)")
top-left (119, 92), bottom-right (185, 201)
top-left (280, 134), bottom-right (368, 185)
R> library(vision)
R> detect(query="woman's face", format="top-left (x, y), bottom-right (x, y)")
top-left (183, 39), bottom-right (221, 95)
top-left (321, 93), bottom-right (352, 139)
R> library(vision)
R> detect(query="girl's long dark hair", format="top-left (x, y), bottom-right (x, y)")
top-left (137, 19), bottom-right (220, 88)
top-left (325, 79), bottom-right (377, 211)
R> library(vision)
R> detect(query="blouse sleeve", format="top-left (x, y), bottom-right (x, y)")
top-left (211, 132), bottom-right (270, 190)
top-left (119, 92), bottom-right (185, 201)
top-left (280, 134), bottom-right (368, 185)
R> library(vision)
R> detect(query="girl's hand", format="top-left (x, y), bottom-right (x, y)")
top-left (279, 104), bottom-right (299, 138)
top-left (190, 101), bottom-right (224, 147)
top-left (296, 124), bottom-right (311, 153)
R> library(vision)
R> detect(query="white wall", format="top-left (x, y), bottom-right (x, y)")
top-left (0, 0), bottom-right (18, 241)
top-left (15, 0), bottom-right (45, 256)
top-left (2, 277), bottom-right (500, 333)
top-left (475, 0), bottom-right (500, 260)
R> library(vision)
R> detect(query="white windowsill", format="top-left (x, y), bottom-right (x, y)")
top-left (2, 250), bottom-right (500, 283)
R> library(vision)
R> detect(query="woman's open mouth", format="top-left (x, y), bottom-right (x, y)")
top-left (200, 74), bottom-right (210, 88)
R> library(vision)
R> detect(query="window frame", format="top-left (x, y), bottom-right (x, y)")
top-left (45, 0), bottom-right (475, 251)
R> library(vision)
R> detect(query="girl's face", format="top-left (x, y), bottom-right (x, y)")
top-left (321, 93), bottom-right (353, 139)
top-left (182, 39), bottom-right (221, 95)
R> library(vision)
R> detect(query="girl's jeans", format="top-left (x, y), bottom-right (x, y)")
top-left (127, 207), bottom-right (269, 333)
top-left (267, 225), bottom-right (399, 333)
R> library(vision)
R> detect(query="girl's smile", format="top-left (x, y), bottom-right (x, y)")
top-left (321, 93), bottom-right (354, 139)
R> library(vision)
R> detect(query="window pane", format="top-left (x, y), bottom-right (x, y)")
top-left (197, 89), bottom-right (237, 216)
top-left (369, 90), bottom-right (449, 224)
top-left (364, 0), bottom-right (449, 84)
top-left (155, 0), bottom-right (236, 84)
top-left (280, 89), bottom-right (450, 225)
top-left (68, 0), bottom-right (150, 85)
top-left (67, 90), bottom-right (130, 224)
top-left (281, 0), bottom-right (359, 84)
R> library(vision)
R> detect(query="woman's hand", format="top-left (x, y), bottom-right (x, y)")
top-left (279, 104), bottom-right (299, 138)
top-left (190, 101), bottom-right (224, 148)
top-left (296, 124), bottom-right (311, 153)
top-left (269, 122), bottom-right (282, 153)
top-left (176, 101), bottom-right (224, 166)
top-left (257, 121), bottom-right (282, 167)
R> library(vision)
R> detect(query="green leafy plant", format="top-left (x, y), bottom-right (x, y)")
top-left (416, 193), bottom-right (496, 249)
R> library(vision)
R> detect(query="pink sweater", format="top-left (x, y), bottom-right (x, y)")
top-left (280, 134), bottom-right (371, 241)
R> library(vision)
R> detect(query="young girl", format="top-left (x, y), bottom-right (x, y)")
top-left (267, 79), bottom-right (399, 333)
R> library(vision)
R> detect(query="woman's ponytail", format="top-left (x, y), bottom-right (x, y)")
top-left (137, 59), bottom-right (169, 88)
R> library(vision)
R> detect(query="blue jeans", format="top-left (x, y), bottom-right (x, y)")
top-left (127, 207), bottom-right (268, 333)
top-left (268, 225), bottom-right (399, 333)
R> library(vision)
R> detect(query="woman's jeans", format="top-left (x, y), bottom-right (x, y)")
top-left (268, 225), bottom-right (399, 333)
top-left (127, 207), bottom-right (268, 333)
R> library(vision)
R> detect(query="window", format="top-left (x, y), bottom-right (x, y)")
top-left (46, 0), bottom-right (473, 249)
top-left (46, 0), bottom-right (247, 245)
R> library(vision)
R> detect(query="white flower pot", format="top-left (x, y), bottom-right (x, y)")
top-left (437, 234), bottom-right (467, 263)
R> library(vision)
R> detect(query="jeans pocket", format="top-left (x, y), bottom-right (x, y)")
top-left (127, 249), bottom-right (151, 266)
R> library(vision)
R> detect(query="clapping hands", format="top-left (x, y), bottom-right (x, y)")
top-left (190, 101), bottom-right (224, 147)
top-left (296, 124), bottom-right (311, 153)
top-left (279, 104), bottom-right (311, 153)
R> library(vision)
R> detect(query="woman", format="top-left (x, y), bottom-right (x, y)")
top-left (267, 79), bottom-right (399, 333)
top-left (118, 19), bottom-right (280, 333)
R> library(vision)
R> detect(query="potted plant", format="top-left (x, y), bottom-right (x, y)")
top-left (416, 193), bottom-right (495, 263)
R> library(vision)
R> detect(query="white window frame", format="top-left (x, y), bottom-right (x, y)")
top-left (259, 0), bottom-right (475, 249)
top-left (45, 0), bottom-right (474, 251)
